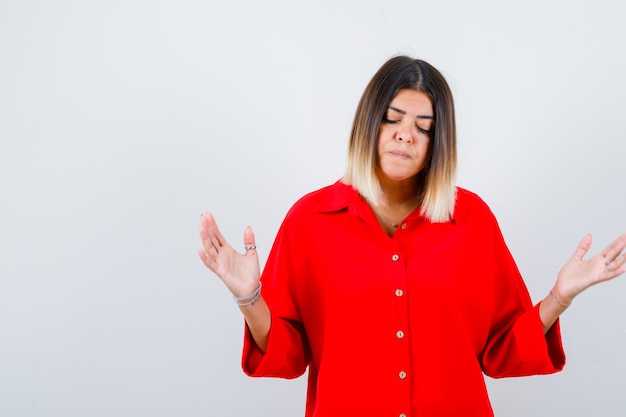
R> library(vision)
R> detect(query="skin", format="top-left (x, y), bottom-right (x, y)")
top-left (376, 89), bottom-right (433, 189)
top-left (198, 89), bottom-right (626, 353)
top-left (198, 215), bottom-right (270, 352)
top-left (540, 233), bottom-right (626, 332)
top-left (373, 89), bottom-right (434, 235)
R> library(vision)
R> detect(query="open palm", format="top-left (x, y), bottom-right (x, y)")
top-left (198, 213), bottom-right (261, 298)
top-left (555, 233), bottom-right (626, 304)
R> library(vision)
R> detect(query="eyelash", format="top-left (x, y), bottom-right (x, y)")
top-left (382, 117), bottom-right (431, 134)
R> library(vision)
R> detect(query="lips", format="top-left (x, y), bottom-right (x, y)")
top-left (389, 150), bottom-right (411, 159)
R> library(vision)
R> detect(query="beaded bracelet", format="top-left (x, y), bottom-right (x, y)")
top-left (549, 290), bottom-right (571, 307)
top-left (233, 282), bottom-right (262, 306)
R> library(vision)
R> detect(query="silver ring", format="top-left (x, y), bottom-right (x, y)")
top-left (605, 259), bottom-right (613, 273)
top-left (245, 245), bottom-right (257, 251)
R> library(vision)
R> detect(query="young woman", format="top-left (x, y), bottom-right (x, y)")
top-left (198, 55), bottom-right (626, 417)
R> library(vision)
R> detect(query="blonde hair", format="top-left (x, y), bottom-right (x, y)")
top-left (344, 56), bottom-right (457, 222)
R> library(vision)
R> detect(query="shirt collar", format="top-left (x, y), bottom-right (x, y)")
top-left (317, 180), bottom-right (357, 213)
top-left (316, 179), bottom-right (455, 225)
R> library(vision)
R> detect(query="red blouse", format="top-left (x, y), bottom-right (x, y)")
top-left (242, 181), bottom-right (565, 417)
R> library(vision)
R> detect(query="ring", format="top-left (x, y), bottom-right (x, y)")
top-left (605, 259), bottom-right (613, 273)
top-left (245, 245), bottom-right (257, 251)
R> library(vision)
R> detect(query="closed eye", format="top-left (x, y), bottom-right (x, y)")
top-left (383, 116), bottom-right (432, 135)
top-left (416, 125), bottom-right (431, 135)
top-left (382, 116), bottom-right (400, 124)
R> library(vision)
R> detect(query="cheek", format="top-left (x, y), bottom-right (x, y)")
top-left (414, 140), bottom-right (431, 167)
top-left (376, 133), bottom-right (388, 154)
top-left (421, 137), bottom-right (432, 155)
top-left (377, 128), bottom-right (394, 148)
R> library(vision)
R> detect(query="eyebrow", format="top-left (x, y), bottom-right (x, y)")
top-left (388, 106), bottom-right (434, 120)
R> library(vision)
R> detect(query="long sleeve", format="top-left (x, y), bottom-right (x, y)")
top-left (242, 217), bottom-right (312, 379)
top-left (236, 182), bottom-right (566, 417)
top-left (478, 196), bottom-right (565, 378)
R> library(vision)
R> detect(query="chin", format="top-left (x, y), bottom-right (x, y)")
top-left (383, 173), bottom-right (419, 183)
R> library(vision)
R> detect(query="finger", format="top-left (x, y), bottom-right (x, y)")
top-left (572, 233), bottom-right (592, 261)
top-left (602, 233), bottom-right (626, 262)
top-left (200, 213), bottom-right (228, 254)
top-left (606, 251), bottom-right (626, 277)
top-left (197, 247), bottom-right (218, 272)
top-left (202, 212), bottom-right (228, 248)
top-left (198, 223), bottom-right (218, 256)
top-left (243, 226), bottom-right (257, 254)
top-left (198, 233), bottom-right (221, 275)
top-left (603, 260), bottom-right (625, 280)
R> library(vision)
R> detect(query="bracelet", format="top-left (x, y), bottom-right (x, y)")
top-left (233, 282), bottom-right (262, 306)
top-left (549, 290), bottom-right (571, 307)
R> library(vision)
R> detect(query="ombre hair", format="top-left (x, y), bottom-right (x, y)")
top-left (343, 55), bottom-right (457, 223)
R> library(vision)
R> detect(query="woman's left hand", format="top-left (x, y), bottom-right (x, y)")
top-left (553, 233), bottom-right (626, 305)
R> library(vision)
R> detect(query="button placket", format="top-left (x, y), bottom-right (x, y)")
top-left (389, 245), bottom-right (410, 414)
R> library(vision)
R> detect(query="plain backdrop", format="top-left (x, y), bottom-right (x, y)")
top-left (1, 1), bottom-right (625, 416)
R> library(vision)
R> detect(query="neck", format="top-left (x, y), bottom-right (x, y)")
top-left (371, 179), bottom-right (421, 236)
top-left (378, 177), bottom-right (421, 208)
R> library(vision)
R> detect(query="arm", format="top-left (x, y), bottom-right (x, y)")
top-left (238, 299), bottom-right (270, 353)
top-left (197, 212), bottom-right (270, 352)
top-left (539, 233), bottom-right (626, 333)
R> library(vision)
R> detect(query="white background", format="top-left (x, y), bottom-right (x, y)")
top-left (1, 1), bottom-right (625, 416)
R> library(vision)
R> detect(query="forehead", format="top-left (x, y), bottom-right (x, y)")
top-left (388, 89), bottom-right (433, 116)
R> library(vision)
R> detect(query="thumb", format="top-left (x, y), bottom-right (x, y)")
top-left (572, 233), bottom-right (592, 261)
top-left (243, 226), bottom-right (257, 254)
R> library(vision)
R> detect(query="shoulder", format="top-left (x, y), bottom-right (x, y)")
top-left (286, 180), bottom-right (354, 218)
top-left (453, 187), bottom-right (498, 225)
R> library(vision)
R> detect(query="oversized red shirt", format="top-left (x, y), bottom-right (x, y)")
top-left (242, 180), bottom-right (565, 417)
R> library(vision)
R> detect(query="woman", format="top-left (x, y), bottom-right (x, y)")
top-left (198, 56), bottom-right (626, 416)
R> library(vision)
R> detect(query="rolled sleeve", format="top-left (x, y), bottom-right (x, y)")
top-left (483, 303), bottom-right (565, 378)
top-left (242, 311), bottom-right (310, 379)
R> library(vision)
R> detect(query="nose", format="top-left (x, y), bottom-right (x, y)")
top-left (396, 121), bottom-right (414, 143)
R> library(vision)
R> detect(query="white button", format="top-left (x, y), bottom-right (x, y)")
top-left (392, 254), bottom-right (399, 261)
top-left (395, 289), bottom-right (404, 297)
top-left (398, 371), bottom-right (407, 379)
top-left (396, 330), bottom-right (405, 339)
top-left (401, 223), bottom-right (407, 230)
top-left (399, 414), bottom-right (407, 417)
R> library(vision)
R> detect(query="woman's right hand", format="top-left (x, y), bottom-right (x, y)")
top-left (197, 212), bottom-right (261, 298)
top-left (198, 212), bottom-right (270, 352)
